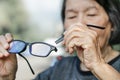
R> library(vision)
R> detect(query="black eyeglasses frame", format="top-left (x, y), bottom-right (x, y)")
top-left (8, 40), bottom-right (58, 75)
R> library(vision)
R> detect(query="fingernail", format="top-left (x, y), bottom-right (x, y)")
top-left (4, 53), bottom-right (9, 57)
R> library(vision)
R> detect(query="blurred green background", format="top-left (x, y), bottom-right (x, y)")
top-left (0, 0), bottom-right (119, 48)
top-left (0, 0), bottom-right (63, 42)
top-left (0, 0), bottom-right (28, 39)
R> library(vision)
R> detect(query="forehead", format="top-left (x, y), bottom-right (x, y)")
top-left (66, 0), bottom-right (101, 11)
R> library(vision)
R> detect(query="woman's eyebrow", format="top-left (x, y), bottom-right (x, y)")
top-left (85, 6), bottom-right (98, 12)
top-left (66, 6), bottom-right (97, 14)
top-left (65, 9), bottom-right (77, 14)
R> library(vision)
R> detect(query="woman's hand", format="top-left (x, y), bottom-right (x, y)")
top-left (0, 33), bottom-right (17, 80)
top-left (63, 23), bottom-right (105, 70)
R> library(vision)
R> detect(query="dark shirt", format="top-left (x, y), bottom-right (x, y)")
top-left (34, 55), bottom-right (120, 80)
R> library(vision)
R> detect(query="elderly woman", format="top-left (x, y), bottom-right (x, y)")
top-left (0, 0), bottom-right (120, 80)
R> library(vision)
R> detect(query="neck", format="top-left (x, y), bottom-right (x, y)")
top-left (80, 45), bottom-right (119, 71)
top-left (102, 45), bottom-right (119, 63)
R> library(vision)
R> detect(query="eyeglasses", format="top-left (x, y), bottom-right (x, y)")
top-left (8, 40), bottom-right (57, 74)
top-left (9, 40), bottom-right (57, 57)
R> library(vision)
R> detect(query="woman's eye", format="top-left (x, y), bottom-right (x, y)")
top-left (66, 15), bottom-right (76, 19)
top-left (87, 14), bottom-right (96, 16)
top-left (68, 16), bottom-right (76, 19)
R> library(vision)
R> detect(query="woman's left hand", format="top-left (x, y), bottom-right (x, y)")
top-left (63, 23), bottom-right (105, 70)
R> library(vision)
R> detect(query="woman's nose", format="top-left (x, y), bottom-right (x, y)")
top-left (77, 13), bottom-right (85, 24)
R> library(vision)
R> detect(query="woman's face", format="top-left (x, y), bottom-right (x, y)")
top-left (64, 0), bottom-right (112, 49)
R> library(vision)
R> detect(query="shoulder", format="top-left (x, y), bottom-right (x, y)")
top-left (109, 52), bottom-right (120, 72)
top-left (118, 51), bottom-right (120, 56)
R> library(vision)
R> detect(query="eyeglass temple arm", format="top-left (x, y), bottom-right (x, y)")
top-left (87, 24), bottom-right (105, 29)
top-left (18, 53), bottom-right (35, 75)
top-left (55, 34), bottom-right (64, 44)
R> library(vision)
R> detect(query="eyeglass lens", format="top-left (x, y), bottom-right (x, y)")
top-left (30, 43), bottom-right (51, 57)
top-left (9, 41), bottom-right (26, 53)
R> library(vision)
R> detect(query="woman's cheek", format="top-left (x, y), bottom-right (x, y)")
top-left (64, 19), bottom-right (76, 30)
top-left (98, 31), bottom-right (109, 50)
top-left (64, 23), bottom-right (71, 30)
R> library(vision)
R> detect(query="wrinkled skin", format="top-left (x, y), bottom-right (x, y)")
top-left (0, 0), bottom-right (120, 80)
top-left (0, 33), bottom-right (17, 79)
top-left (63, 0), bottom-right (117, 71)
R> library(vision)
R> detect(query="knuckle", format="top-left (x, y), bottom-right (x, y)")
top-left (68, 42), bottom-right (73, 48)
top-left (5, 33), bottom-right (13, 42)
top-left (93, 31), bottom-right (98, 38)
top-left (6, 33), bottom-right (11, 36)
top-left (0, 35), bottom-right (5, 43)
top-left (90, 31), bottom-right (98, 41)
top-left (4, 43), bottom-right (9, 49)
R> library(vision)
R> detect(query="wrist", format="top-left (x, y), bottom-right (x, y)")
top-left (90, 62), bottom-right (107, 79)
top-left (0, 74), bottom-right (16, 80)
top-left (92, 62), bottom-right (106, 71)
top-left (90, 62), bottom-right (120, 80)
top-left (90, 58), bottom-right (106, 71)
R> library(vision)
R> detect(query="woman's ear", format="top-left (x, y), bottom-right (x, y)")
top-left (110, 22), bottom-right (114, 31)
top-left (111, 27), bottom-right (114, 31)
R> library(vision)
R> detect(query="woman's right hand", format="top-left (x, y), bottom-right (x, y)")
top-left (0, 33), bottom-right (17, 80)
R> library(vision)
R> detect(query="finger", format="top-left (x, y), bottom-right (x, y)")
top-left (5, 33), bottom-right (13, 42)
top-left (65, 39), bottom-right (74, 54)
top-left (64, 28), bottom-right (83, 39)
top-left (65, 32), bottom-right (96, 50)
top-left (76, 46), bottom-right (84, 62)
top-left (63, 23), bottom-right (85, 43)
top-left (0, 45), bottom-right (9, 58)
top-left (64, 23), bottom-right (88, 43)
top-left (0, 52), bottom-right (3, 58)
top-left (65, 32), bottom-right (84, 46)
top-left (0, 35), bottom-right (9, 49)
top-left (63, 28), bottom-right (84, 46)
top-left (65, 29), bottom-right (98, 48)
top-left (76, 23), bottom-right (95, 36)
top-left (66, 23), bottom-right (86, 30)
top-left (64, 25), bottom-right (84, 37)
top-left (65, 36), bottom-right (85, 54)
top-left (86, 29), bottom-right (98, 40)
top-left (67, 38), bottom-right (79, 54)
top-left (65, 47), bottom-right (74, 54)
top-left (64, 23), bottom-right (80, 31)
top-left (76, 23), bottom-right (88, 29)
top-left (76, 23), bottom-right (97, 37)
top-left (65, 31), bottom-right (89, 48)
top-left (64, 23), bottom-right (97, 39)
